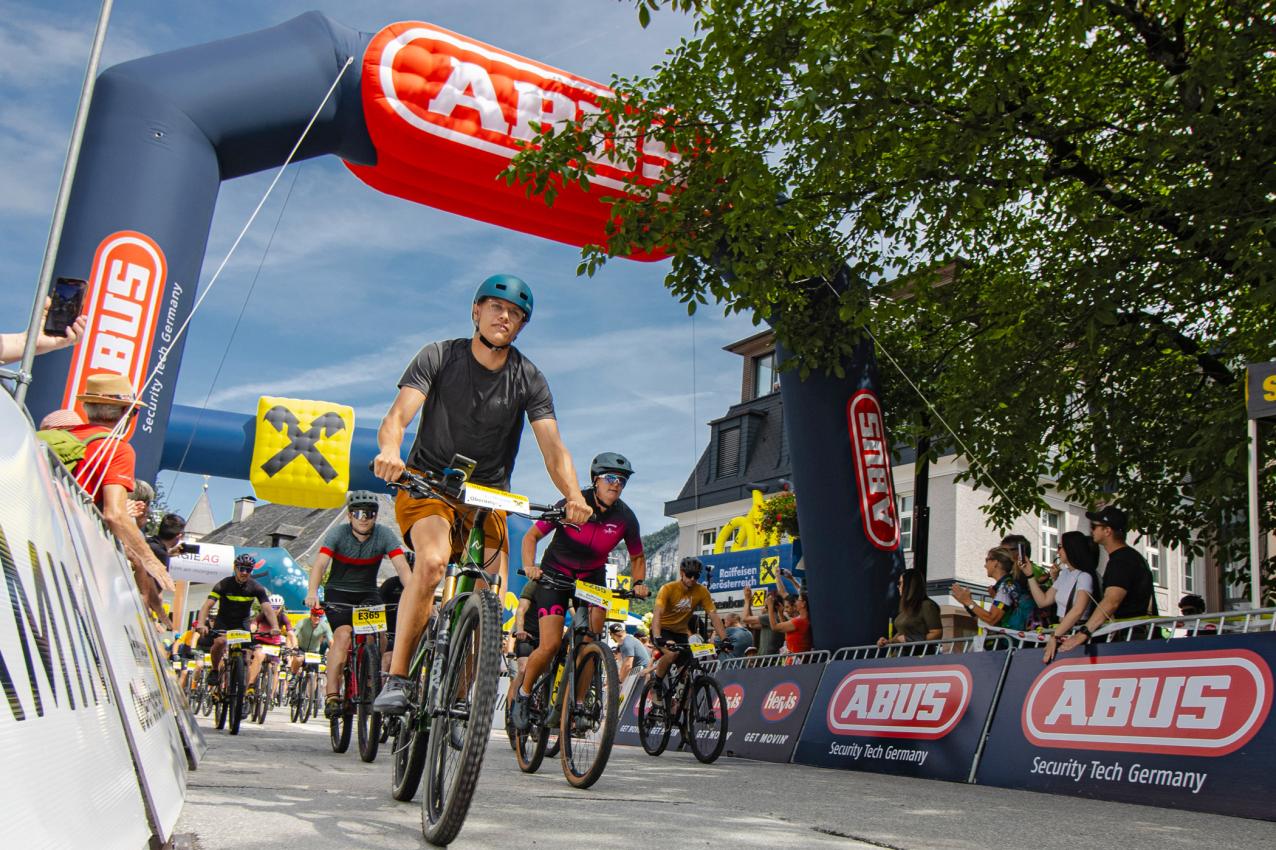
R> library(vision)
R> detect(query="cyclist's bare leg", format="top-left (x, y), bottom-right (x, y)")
top-left (653, 645), bottom-right (678, 680)
top-left (247, 646), bottom-right (265, 689)
top-left (388, 515), bottom-right (450, 678)
top-left (209, 636), bottom-right (227, 679)
top-left (521, 614), bottom-right (564, 697)
top-left (327, 625), bottom-right (352, 696)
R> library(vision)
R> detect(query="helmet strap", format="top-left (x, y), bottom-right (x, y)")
top-left (477, 331), bottom-right (510, 352)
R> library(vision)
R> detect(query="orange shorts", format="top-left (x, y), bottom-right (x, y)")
top-left (394, 488), bottom-right (509, 554)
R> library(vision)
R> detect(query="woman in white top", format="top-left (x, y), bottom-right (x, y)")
top-left (1029, 530), bottom-right (1100, 663)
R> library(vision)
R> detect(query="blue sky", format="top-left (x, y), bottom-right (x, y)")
top-left (0, 1), bottom-right (758, 535)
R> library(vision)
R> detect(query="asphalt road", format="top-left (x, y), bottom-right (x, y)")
top-left (173, 708), bottom-right (1276, 850)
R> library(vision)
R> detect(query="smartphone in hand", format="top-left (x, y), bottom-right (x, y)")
top-left (44, 277), bottom-right (87, 337)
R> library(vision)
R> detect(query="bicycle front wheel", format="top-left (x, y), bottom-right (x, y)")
top-left (331, 678), bottom-right (352, 753)
top-left (227, 655), bottom-right (246, 736)
top-left (559, 641), bottom-right (619, 789)
top-left (636, 677), bottom-right (671, 756)
top-left (358, 642), bottom-right (383, 763)
top-left (512, 674), bottom-right (551, 774)
top-left (422, 590), bottom-right (501, 846)
top-left (686, 675), bottom-right (728, 764)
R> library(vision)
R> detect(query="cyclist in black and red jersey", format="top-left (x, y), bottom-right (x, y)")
top-left (247, 594), bottom-right (295, 700)
top-left (510, 452), bottom-right (650, 731)
top-left (304, 491), bottom-right (411, 718)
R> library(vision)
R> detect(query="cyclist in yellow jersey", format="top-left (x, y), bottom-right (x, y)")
top-left (650, 557), bottom-right (729, 684)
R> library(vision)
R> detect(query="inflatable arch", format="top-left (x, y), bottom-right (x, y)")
top-left (24, 12), bottom-right (903, 649)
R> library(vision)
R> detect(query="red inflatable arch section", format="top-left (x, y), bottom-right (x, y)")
top-left (349, 21), bottom-right (673, 259)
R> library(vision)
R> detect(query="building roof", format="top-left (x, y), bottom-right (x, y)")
top-left (184, 487), bottom-right (217, 537)
top-left (665, 391), bottom-right (790, 515)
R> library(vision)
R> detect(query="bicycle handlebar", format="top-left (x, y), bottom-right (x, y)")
top-left (516, 568), bottom-right (639, 599)
top-left (372, 462), bottom-right (571, 523)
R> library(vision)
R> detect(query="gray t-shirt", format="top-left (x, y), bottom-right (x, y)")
top-left (616, 633), bottom-right (650, 669)
top-left (398, 338), bottom-right (555, 488)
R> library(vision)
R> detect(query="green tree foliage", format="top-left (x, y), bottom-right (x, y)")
top-left (509, 0), bottom-right (1275, 586)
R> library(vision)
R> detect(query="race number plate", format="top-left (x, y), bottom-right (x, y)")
top-left (225, 629), bottom-right (252, 646)
top-left (353, 605), bottom-right (388, 634)
top-left (260, 645), bottom-right (281, 657)
top-left (304, 652), bottom-right (322, 665)
top-left (574, 580), bottom-right (612, 608)
top-left (278, 670), bottom-right (287, 680)
top-left (171, 660), bottom-right (183, 671)
top-left (690, 642), bottom-right (717, 659)
top-left (462, 482), bottom-right (530, 515)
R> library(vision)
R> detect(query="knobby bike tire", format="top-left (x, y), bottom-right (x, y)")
top-left (390, 638), bottom-right (432, 803)
top-left (358, 641), bottom-right (383, 763)
top-left (686, 675), bottom-right (728, 764)
top-left (331, 676), bottom-right (352, 753)
top-left (637, 676), bottom-right (671, 756)
top-left (559, 641), bottom-right (619, 789)
top-left (303, 672), bottom-right (319, 724)
top-left (254, 667), bottom-right (272, 724)
top-left (289, 675), bottom-right (302, 723)
top-left (213, 667), bottom-right (228, 730)
top-left (512, 672), bottom-right (552, 774)
top-left (227, 654), bottom-right (246, 736)
top-left (421, 590), bottom-right (501, 847)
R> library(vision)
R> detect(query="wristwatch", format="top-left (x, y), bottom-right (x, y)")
top-left (1077, 625), bottom-right (1092, 642)
top-left (632, 579), bottom-right (645, 587)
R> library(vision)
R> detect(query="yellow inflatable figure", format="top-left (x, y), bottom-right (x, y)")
top-left (713, 489), bottom-right (788, 553)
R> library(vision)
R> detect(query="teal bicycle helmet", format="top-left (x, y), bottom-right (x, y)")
top-left (473, 274), bottom-right (534, 322)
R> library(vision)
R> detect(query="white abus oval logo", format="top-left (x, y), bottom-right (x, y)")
top-left (826, 665), bottom-right (972, 739)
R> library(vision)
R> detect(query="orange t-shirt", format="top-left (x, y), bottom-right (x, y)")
top-left (784, 616), bottom-right (813, 653)
top-left (70, 424), bottom-right (136, 502)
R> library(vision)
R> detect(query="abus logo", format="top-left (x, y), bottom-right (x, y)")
top-left (63, 231), bottom-right (166, 441)
top-left (761, 682), bottom-right (801, 722)
top-left (723, 683), bottom-right (745, 716)
top-left (827, 665), bottom-right (971, 738)
top-left (846, 390), bottom-right (899, 551)
top-left (1023, 650), bottom-right (1272, 757)
top-left (363, 22), bottom-right (675, 194)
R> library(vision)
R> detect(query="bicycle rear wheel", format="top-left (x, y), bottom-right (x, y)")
top-left (636, 677), bottom-right (671, 756)
top-left (686, 675), bottom-right (728, 764)
top-left (213, 668), bottom-right (227, 730)
top-left (302, 672), bottom-right (318, 723)
top-left (358, 641), bottom-right (383, 762)
top-left (422, 590), bottom-right (501, 846)
top-left (391, 639), bottom-right (431, 803)
top-left (559, 641), bottom-right (619, 788)
top-left (512, 674), bottom-right (551, 774)
top-left (227, 654), bottom-right (246, 736)
top-left (254, 667), bottom-right (271, 724)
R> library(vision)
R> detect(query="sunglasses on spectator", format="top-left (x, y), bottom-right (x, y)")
top-left (599, 474), bottom-right (627, 487)
top-left (350, 509), bottom-right (377, 520)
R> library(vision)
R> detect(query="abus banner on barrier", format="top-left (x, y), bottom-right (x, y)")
top-left (793, 651), bottom-right (1009, 781)
top-left (0, 399), bottom-right (152, 848)
top-left (716, 663), bottom-right (824, 763)
top-left (977, 634), bottom-right (1276, 820)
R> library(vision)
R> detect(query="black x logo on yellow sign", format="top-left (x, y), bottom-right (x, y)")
top-left (751, 589), bottom-right (766, 608)
top-left (759, 556), bottom-right (779, 585)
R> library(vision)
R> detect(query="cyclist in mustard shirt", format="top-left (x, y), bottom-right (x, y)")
top-left (650, 557), bottom-right (729, 686)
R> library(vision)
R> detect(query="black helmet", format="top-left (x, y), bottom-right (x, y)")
top-left (233, 553), bottom-right (257, 571)
top-left (679, 556), bottom-right (703, 579)
top-left (346, 490), bottom-right (379, 511)
top-left (590, 451), bottom-right (634, 480)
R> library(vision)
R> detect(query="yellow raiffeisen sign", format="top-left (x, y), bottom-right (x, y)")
top-left (249, 396), bottom-right (354, 508)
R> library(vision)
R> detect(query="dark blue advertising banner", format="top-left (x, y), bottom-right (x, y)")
top-left (616, 677), bottom-right (683, 751)
top-left (703, 543), bottom-right (804, 595)
top-left (976, 633), bottom-right (1276, 820)
top-left (793, 651), bottom-right (1010, 781)
top-left (716, 663), bottom-right (825, 763)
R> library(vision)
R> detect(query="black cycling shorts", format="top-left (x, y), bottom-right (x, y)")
top-left (514, 637), bottom-right (537, 659)
top-left (530, 566), bottom-right (606, 623)
top-left (323, 587), bottom-right (382, 631)
top-left (653, 631), bottom-right (691, 657)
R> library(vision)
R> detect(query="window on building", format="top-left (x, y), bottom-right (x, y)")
top-left (1149, 547), bottom-right (1163, 587)
top-left (699, 528), bottom-right (719, 556)
top-left (716, 425), bottom-right (741, 477)
top-left (1039, 511), bottom-right (1061, 564)
top-left (1183, 554), bottom-right (1196, 594)
top-left (898, 494), bottom-right (913, 551)
top-left (752, 352), bottom-right (779, 399)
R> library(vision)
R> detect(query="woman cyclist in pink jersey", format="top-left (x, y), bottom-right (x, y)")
top-left (509, 452), bottom-right (651, 730)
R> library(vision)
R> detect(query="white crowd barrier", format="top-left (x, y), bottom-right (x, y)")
top-left (0, 392), bottom-right (196, 849)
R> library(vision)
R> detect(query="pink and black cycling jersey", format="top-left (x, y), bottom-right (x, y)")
top-left (534, 489), bottom-right (643, 578)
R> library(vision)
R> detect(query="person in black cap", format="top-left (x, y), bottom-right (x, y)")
top-left (1058, 505), bottom-right (1158, 653)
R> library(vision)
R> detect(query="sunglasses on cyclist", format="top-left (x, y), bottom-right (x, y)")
top-left (235, 565), bottom-right (253, 573)
top-left (349, 508), bottom-right (377, 520)
top-left (599, 473), bottom-right (627, 487)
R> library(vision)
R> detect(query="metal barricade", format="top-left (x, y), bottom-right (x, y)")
top-left (1090, 606), bottom-right (1276, 642)
top-left (711, 649), bottom-right (830, 672)
top-left (831, 634), bottom-right (1011, 661)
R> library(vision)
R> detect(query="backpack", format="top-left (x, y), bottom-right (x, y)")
top-left (36, 429), bottom-right (109, 472)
